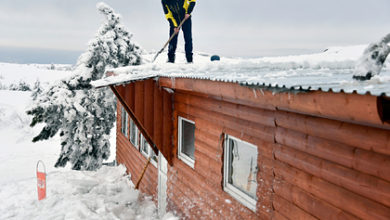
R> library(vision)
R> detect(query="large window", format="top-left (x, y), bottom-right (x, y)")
top-left (223, 135), bottom-right (258, 211)
top-left (121, 107), bottom-right (128, 138)
top-left (178, 117), bottom-right (195, 168)
top-left (140, 135), bottom-right (158, 167)
top-left (129, 118), bottom-right (139, 149)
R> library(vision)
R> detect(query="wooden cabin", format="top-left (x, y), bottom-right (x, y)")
top-left (94, 72), bottom-right (390, 219)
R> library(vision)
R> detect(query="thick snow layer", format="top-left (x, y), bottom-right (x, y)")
top-left (0, 165), bottom-right (177, 220)
top-left (93, 45), bottom-right (390, 96)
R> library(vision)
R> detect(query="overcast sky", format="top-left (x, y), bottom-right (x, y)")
top-left (0, 0), bottom-right (389, 62)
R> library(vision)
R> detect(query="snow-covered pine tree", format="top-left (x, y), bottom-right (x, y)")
top-left (353, 33), bottom-right (390, 80)
top-left (9, 80), bottom-right (31, 91)
top-left (27, 2), bottom-right (142, 170)
top-left (31, 80), bottom-right (42, 100)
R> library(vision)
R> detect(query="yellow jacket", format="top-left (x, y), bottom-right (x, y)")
top-left (162, 0), bottom-right (196, 27)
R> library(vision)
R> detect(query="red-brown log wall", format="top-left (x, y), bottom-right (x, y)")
top-left (113, 79), bottom-right (173, 164)
top-left (114, 78), bottom-right (390, 220)
top-left (116, 101), bottom-right (158, 201)
top-left (167, 91), bottom-right (275, 219)
top-left (166, 89), bottom-right (390, 220)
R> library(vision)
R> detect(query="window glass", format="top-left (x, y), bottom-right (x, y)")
top-left (180, 119), bottom-right (195, 160)
top-left (121, 107), bottom-right (128, 137)
top-left (129, 119), bottom-right (138, 147)
top-left (140, 135), bottom-right (158, 167)
top-left (227, 138), bottom-right (258, 199)
top-left (141, 135), bottom-right (149, 156)
top-left (150, 148), bottom-right (158, 165)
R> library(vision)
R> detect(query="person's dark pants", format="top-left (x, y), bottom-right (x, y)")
top-left (168, 18), bottom-right (193, 63)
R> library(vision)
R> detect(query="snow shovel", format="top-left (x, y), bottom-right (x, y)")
top-left (152, 16), bottom-right (189, 63)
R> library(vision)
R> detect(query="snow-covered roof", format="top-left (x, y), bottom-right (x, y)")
top-left (92, 45), bottom-right (390, 97)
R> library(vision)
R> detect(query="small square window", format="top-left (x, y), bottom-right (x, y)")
top-left (129, 119), bottom-right (139, 149)
top-left (140, 135), bottom-right (158, 167)
top-left (178, 117), bottom-right (195, 168)
top-left (121, 107), bottom-right (129, 138)
top-left (223, 135), bottom-right (258, 211)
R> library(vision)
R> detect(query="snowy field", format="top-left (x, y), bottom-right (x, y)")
top-left (0, 63), bottom-right (175, 220)
top-left (0, 63), bottom-right (74, 184)
top-left (0, 90), bottom-right (61, 184)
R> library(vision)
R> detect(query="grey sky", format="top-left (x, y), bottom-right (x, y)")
top-left (1, 0), bottom-right (389, 59)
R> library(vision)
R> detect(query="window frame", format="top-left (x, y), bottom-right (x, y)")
top-left (121, 107), bottom-right (129, 138)
top-left (140, 134), bottom-right (150, 158)
top-left (140, 135), bottom-right (158, 167)
top-left (129, 118), bottom-right (139, 149)
top-left (177, 116), bottom-right (195, 168)
top-left (223, 134), bottom-right (258, 212)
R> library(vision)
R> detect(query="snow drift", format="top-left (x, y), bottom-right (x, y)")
top-left (0, 165), bottom-right (177, 220)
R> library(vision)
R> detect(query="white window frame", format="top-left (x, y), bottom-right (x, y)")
top-left (129, 118), bottom-right (139, 149)
top-left (140, 135), bottom-right (158, 167)
top-left (150, 147), bottom-right (158, 168)
top-left (140, 134), bottom-right (149, 158)
top-left (223, 134), bottom-right (258, 212)
top-left (178, 116), bottom-right (195, 168)
top-left (121, 107), bottom-right (129, 138)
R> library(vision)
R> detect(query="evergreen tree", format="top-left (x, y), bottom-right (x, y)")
top-left (27, 2), bottom-right (142, 170)
top-left (9, 80), bottom-right (31, 91)
top-left (31, 80), bottom-right (42, 100)
top-left (353, 33), bottom-right (390, 80)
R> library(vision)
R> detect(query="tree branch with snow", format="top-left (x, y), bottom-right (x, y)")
top-left (353, 33), bottom-right (390, 81)
top-left (27, 2), bottom-right (142, 171)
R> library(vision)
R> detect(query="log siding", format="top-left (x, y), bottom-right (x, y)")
top-left (115, 78), bottom-right (390, 220)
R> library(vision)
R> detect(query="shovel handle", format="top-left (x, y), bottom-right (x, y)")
top-left (152, 16), bottom-right (190, 62)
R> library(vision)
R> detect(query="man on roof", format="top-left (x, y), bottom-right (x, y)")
top-left (161, 0), bottom-right (196, 63)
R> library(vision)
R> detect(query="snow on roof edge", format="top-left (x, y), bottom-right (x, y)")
top-left (91, 73), bottom-right (158, 88)
top-left (91, 73), bottom-right (389, 97)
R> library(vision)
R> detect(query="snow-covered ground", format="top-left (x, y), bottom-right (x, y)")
top-left (0, 63), bottom-right (175, 220)
top-left (0, 90), bottom-right (61, 184)
top-left (0, 164), bottom-right (177, 219)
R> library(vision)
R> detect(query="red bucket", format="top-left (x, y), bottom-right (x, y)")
top-left (36, 160), bottom-right (46, 201)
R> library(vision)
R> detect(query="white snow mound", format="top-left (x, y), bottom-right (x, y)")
top-left (0, 165), bottom-right (177, 220)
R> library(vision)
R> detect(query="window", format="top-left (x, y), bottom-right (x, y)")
top-left (121, 106), bottom-right (158, 168)
top-left (178, 117), bottom-right (195, 168)
top-left (140, 135), bottom-right (158, 167)
top-left (121, 107), bottom-right (128, 137)
top-left (223, 135), bottom-right (258, 211)
top-left (129, 118), bottom-right (139, 149)
top-left (150, 148), bottom-right (158, 167)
